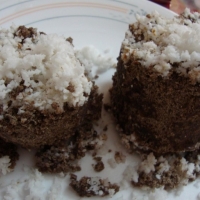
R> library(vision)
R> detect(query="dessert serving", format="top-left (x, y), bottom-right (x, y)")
top-left (2, 1), bottom-right (200, 198)
top-left (110, 9), bottom-right (200, 153)
top-left (0, 25), bottom-right (102, 149)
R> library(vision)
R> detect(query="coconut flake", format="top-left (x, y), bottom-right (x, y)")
top-left (139, 153), bottom-right (157, 174)
top-left (76, 45), bottom-right (115, 79)
top-left (0, 156), bottom-right (11, 175)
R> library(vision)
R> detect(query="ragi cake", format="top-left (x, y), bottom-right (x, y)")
top-left (0, 26), bottom-right (102, 149)
top-left (110, 9), bottom-right (200, 153)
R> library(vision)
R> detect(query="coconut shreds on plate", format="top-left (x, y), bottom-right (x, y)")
top-left (76, 46), bottom-right (115, 79)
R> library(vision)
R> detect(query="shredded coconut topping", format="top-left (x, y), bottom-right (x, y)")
top-left (0, 25), bottom-right (92, 114)
top-left (121, 9), bottom-right (200, 81)
top-left (0, 156), bottom-right (11, 175)
top-left (76, 46), bottom-right (115, 79)
top-left (139, 153), bottom-right (157, 174)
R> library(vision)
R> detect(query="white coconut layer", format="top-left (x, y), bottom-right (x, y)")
top-left (121, 9), bottom-right (200, 81)
top-left (0, 25), bottom-right (92, 115)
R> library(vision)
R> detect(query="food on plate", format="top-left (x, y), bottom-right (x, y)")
top-left (92, 156), bottom-right (105, 172)
top-left (110, 9), bottom-right (200, 153)
top-left (70, 174), bottom-right (119, 197)
top-left (0, 26), bottom-right (102, 149)
top-left (127, 150), bottom-right (200, 189)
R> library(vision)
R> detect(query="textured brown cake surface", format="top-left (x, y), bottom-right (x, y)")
top-left (0, 85), bottom-right (102, 149)
top-left (110, 59), bottom-right (200, 153)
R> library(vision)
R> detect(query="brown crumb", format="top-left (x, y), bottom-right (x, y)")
top-left (114, 152), bottom-right (126, 164)
top-left (146, 14), bottom-right (151, 18)
top-left (70, 174), bottom-right (119, 197)
top-left (39, 32), bottom-right (46, 35)
top-left (67, 83), bottom-right (75, 93)
top-left (94, 75), bottom-right (99, 79)
top-left (94, 156), bottom-right (102, 162)
top-left (18, 43), bottom-right (22, 49)
top-left (100, 133), bottom-right (107, 141)
top-left (66, 37), bottom-right (73, 44)
top-left (93, 157), bottom-right (104, 172)
top-left (92, 152), bottom-right (97, 157)
top-left (132, 169), bottom-right (181, 190)
top-left (51, 102), bottom-right (63, 114)
top-left (15, 26), bottom-right (37, 40)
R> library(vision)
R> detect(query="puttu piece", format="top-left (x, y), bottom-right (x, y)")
top-left (0, 26), bottom-right (102, 149)
top-left (110, 9), bottom-right (200, 153)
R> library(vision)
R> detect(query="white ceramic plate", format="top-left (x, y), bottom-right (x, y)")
top-left (0, 1), bottom-right (198, 200)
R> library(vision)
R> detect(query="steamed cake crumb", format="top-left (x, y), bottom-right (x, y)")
top-left (92, 157), bottom-right (104, 172)
top-left (114, 152), bottom-right (126, 164)
top-left (70, 174), bottom-right (119, 197)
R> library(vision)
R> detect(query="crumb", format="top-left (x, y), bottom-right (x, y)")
top-left (93, 157), bottom-right (104, 172)
top-left (108, 149), bottom-right (112, 153)
top-left (70, 174), bottom-right (119, 197)
top-left (66, 37), bottom-right (73, 44)
top-left (94, 75), bottom-right (99, 79)
top-left (100, 133), bottom-right (107, 141)
top-left (94, 157), bottom-right (102, 162)
top-left (114, 152), bottom-right (126, 164)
